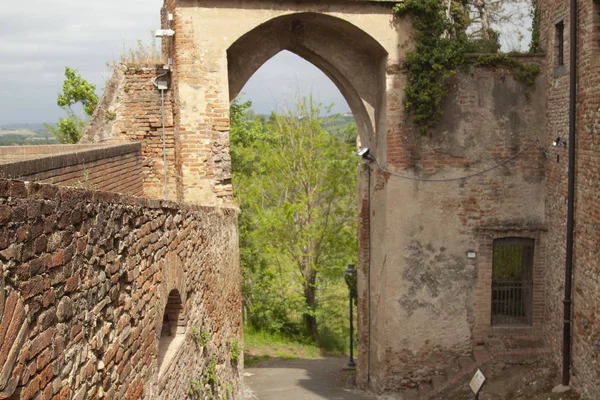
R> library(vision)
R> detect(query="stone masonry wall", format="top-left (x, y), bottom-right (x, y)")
top-left (82, 66), bottom-right (177, 202)
top-left (541, 0), bottom-right (600, 398)
top-left (0, 144), bottom-right (143, 197)
top-left (0, 179), bottom-right (242, 400)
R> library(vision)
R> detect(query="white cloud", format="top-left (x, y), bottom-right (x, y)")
top-left (0, 1), bottom-right (350, 125)
top-left (238, 51), bottom-right (350, 116)
top-left (0, 0), bottom-right (162, 124)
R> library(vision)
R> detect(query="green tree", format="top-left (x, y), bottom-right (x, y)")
top-left (232, 96), bottom-right (358, 345)
top-left (45, 67), bottom-right (98, 144)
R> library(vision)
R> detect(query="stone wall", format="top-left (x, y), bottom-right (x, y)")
top-left (0, 144), bottom-right (143, 197)
top-left (541, 0), bottom-right (600, 398)
top-left (81, 66), bottom-right (177, 202)
top-left (0, 179), bottom-right (242, 400)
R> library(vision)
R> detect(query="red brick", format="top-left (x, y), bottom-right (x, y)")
top-left (0, 204), bottom-right (12, 224)
top-left (29, 328), bottom-right (54, 360)
top-left (20, 375), bottom-right (40, 400)
top-left (19, 276), bottom-right (45, 300)
top-left (64, 272), bottom-right (79, 293)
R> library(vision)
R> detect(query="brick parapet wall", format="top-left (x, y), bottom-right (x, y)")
top-left (0, 144), bottom-right (143, 197)
top-left (81, 65), bottom-right (178, 202)
top-left (0, 179), bottom-right (242, 400)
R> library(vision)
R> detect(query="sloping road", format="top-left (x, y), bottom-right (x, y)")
top-left (243, 357), bottom-right (375, 400)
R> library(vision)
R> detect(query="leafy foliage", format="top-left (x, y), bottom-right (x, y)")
top-left (393, 0), bottom-right (541, 133)
top-left (232, 97), bottom-right (358, 350)
top-left (473, 54), bottom-right (541, 89)
top-left (529, 0), bottom-right (541, 53)
top-left (230, 339), bottom-right (240, 363)
top-left (45, 67), bottom-right (98, 144)
top-left (45, 115), bottom-right (85, 144)
top-left (393, 0), bottom-right (471, 132)
top-left (58, 67), bottom-right (99, 117)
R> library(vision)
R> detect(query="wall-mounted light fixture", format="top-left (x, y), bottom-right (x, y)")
top-left (358, 148), bottom-right (375, 161)
top-left (552, 136), bottom-right (568, 148)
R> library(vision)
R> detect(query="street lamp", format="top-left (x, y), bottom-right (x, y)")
top-left (344, 263), bottom-right (357, 368)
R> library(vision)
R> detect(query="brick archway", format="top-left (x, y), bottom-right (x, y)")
top-left (166, 0), bottom-right (410, 206)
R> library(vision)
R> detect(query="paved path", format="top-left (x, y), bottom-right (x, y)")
top-left (243, 357), bottom-right (376, 400)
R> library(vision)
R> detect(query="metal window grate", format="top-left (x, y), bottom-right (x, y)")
top-left (491, 238), bottom-right (534, 326)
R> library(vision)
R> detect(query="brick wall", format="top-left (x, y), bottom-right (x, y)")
top-left (0, 179), bottom-right (242, 400)
top-left (0, 144), bottom-right (143, 197)
top-left (541, 0), bottom-right (600, 397)
top-left (82, 66), bottom-right (178, 202)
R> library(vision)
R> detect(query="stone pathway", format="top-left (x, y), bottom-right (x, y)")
top-left (242, 356), bottom-right (375, 400)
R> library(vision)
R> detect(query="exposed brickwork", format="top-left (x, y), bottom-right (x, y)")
top-left (170, 6), bottom-right (233, 205)
top-left (541, 0), bottom-right (600, 398)
top-left (82, 66), bottom-right (178, 201)
top-left (0, 144), bottom-right (143, 197)
top-left (0, 179), bottom-right (242, 400)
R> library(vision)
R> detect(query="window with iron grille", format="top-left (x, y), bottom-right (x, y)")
top-left (491, 237), bottom-right (534, 326)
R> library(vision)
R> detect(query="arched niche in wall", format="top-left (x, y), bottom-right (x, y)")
top-left (156, 253), bottom-right (187, 378)
top-left (157, 288), bottom-right (187, 376)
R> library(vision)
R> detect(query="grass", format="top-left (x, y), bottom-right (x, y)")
top-left (119, 35), bottom-right (163, 66)
top-left (243, 327), bottom-right (324, 367)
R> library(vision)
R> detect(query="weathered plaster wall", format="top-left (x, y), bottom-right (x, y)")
top-left (541, 0), bottom-right (600, 397)
top-left (0, 144), bottom-right (143, 197)
top-left (81, 66), bottom-right (178, 201)
top-left (358, 65), bottom-right (547, 392)
top-left (0, 179), bottom-right (242, 400)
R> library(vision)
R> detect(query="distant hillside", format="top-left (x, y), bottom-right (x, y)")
top-left (0, 123), bottom-right (48, 131)
top-left (0, 124), bottom-right (57, 146)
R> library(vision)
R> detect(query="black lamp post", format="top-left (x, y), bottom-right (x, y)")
top-left (344, 263), bottom-right (357, 368)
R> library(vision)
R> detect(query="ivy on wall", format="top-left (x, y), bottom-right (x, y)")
top-left (529, 0), bottom-right (542, 53)
top-left (393, 0), bottom-right (541, 133)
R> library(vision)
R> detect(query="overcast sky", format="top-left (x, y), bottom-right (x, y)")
top-left (0, 0), bottom-right (348, 126)
top-left (0, 1), bottom-right (531, 126)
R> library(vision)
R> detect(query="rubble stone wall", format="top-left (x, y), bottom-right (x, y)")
top-left (0, 179), bottom-right (241, 400)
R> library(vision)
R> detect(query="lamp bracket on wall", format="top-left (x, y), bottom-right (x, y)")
top-left (552, 136), bottom-right (568, 148)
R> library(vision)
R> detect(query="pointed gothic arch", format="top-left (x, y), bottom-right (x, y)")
top-left (226, 12), bottom-right (388, 148)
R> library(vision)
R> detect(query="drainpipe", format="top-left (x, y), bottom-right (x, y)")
top-left (161, 88), bottom-right (168, 200)
top-left (562, 0), bottom-right (577, 387)
top-left (367, 163), bottom-right (372, 386)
